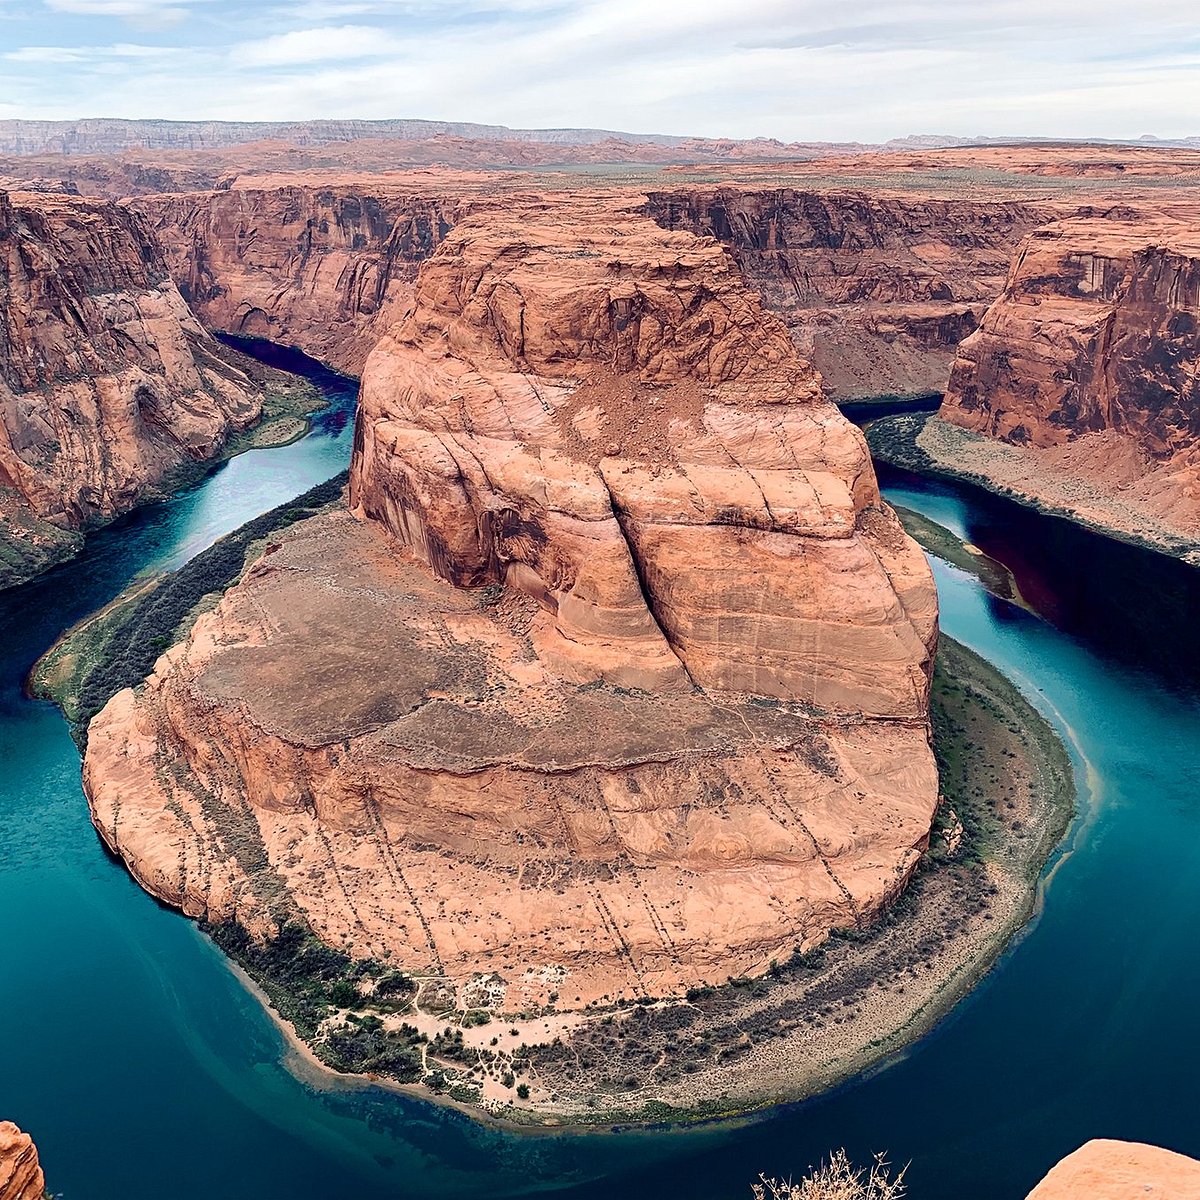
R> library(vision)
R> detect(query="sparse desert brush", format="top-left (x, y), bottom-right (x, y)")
top-left (753, 1150), bottom-right (906, 1200)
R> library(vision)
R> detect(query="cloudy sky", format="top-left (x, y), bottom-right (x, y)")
top-left (0, 0), bottom-right (1197, 142)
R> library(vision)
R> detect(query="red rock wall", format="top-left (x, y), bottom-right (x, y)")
top-left (644, 187), bottom-right (1049, 400)
top-left (942, 216), bottom-right (1200, 465)
top-left (0, 189), bottom-right (261, 529)
top-left (133, 185), bottom-right (459, 375)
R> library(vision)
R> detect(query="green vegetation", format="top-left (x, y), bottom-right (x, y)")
top-left (205, 918), bottom-right (426, 1081)
top-left (30, 471), bottom-right (348, 741)
top-left (0, 492), bottom-right (83, 591)
top-left (863, 412), bottom-right (938, 474)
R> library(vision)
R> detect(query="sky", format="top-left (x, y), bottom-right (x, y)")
top-left (0, 0), bottom-right (1197, 143)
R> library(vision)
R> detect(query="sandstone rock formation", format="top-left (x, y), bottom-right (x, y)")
top-left (0, 1122), bottom-right (44, 1200)
top-left (128, 178), bottom-right (1048, 407)
top-left (0, 189), bottom-right (263, 583)
top-left (84, 194), bottom-right (938, 1014)
top-left (135, 183), bottom-right (460, 375)
top-left (645, 188), bottom-right (1048, 401)
top-left (940, 215), bottom-right (1200, 541)
top-left (1027, 1139), bottom-right (1200, 1200)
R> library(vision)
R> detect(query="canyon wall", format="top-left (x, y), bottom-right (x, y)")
top-left (84, 193), bottom-right (939, 1014)
top-left (939, 215), bottom-right (1200, 537)
top-left (134, 184), bottom-right (460, 375)
top-left (0, 1123), bottom-right (43, 1200)
top-left (0, 189), bottom-right (263, 581)
top-left (131, 180), bottom-right (1047, 396)
top-left (645, 188), bottom-right (1049, 401)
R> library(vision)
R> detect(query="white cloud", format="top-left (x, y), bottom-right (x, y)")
top-left (41, 0), bottom-right (216, 29)
top-left (230, 24), bottom-right (403, 67)
top-left (6, 42), bottom-right (174, 62)
top-left (44, 0), bottom-right (202, 12)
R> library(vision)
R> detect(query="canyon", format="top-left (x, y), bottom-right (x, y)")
top-left (0, 188), bottom-right (271, 587)
top-left (644, 187), bottom-right (1049, 400)
top-left (123, 175), bottom-right (1050, 402)
top-left (134, 182), bottom-right (459, 375)
top-left (82, 192), bottom-right (940, 1022)
top-left (2, 135), bottom-right (1197, 1157)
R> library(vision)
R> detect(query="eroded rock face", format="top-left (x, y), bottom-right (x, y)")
top-left (0, 1122), bottom-right (44, 1200)
top-left (940, 216), bottom-right (1200, 535)
top-left (135, 184), bottom-right (459, 374)
top-left (0, 189), bottom-right (261, 532)
top-left (1027, 1140), bottom-right (1200, 1200)
top-left (645, 188), bottom-right (1048, 401)
top-left (84, 195), bottom-right (938, 1011)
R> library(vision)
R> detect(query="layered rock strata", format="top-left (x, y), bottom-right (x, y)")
top-left (940, 216), bottom-right (1200, 541)
top-left (135, 184), bottom-right (460, 375)
top-left (132, 180), bottom-right (1049, 399)
top-left (0, 1123), bottom-right (44, 1200)
top-left (1027, 1140), bottom-right (1200, 1200)
top-left (645, 188), bottom-right (1049, 401)
top-left (84, 195), bottom-right (938, 1012)
top-left (0, 189), bottom-right (262, 572)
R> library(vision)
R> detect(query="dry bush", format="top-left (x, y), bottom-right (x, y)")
top-left (753, 1150), bottom-right (906, 1200)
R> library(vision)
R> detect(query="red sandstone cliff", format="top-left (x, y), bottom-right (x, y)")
top-left (645, 188), bottom-right (1049, 401)
top-left (0, 189), bottom-right (263, 581)
top-left (134, 183), bottom-right (459, 375)
top-left (939, 215), bottom-right (1200, 538)
top-left (129, 179), bottom-right (1047, 403)
top-left (83, 193), bottom-right (938, 1013)
top-left (0, 1123), bottom-right (43, 1200)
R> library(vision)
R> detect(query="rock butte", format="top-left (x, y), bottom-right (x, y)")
top-left (1026, 1139), bottom-right (1200, 1200)
top-left (940, 214), bottom-right (1200, 543)
top-left (83, 194), bottom-right (939, 1010)
top-left (0, 1122), bottom-right (44, 1200)
top-left (0, 188), bottom-right (262, 580)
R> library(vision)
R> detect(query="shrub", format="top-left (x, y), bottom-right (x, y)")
top-left (752, 1151), bottom-right (905, 1200)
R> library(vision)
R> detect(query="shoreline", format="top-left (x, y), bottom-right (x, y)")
top-left (867, 412), bottom-right (1200, 568)
top-left (183, 635), bottom-right (1074, 1132)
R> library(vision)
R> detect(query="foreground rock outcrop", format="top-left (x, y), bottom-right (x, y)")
top-left (0, 189), bottom-right (263, 584)
top-left (0, 1123), bottom-right (43, 1200)
top-left (1027, 1140), bottom-right (1200, 1200)
top-left (646, 188), bottom-right (1048, 401)
top-left (939, 215), bottom-right (1200, 545)
top-left (84, 194), bottom-right (938, 1014)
